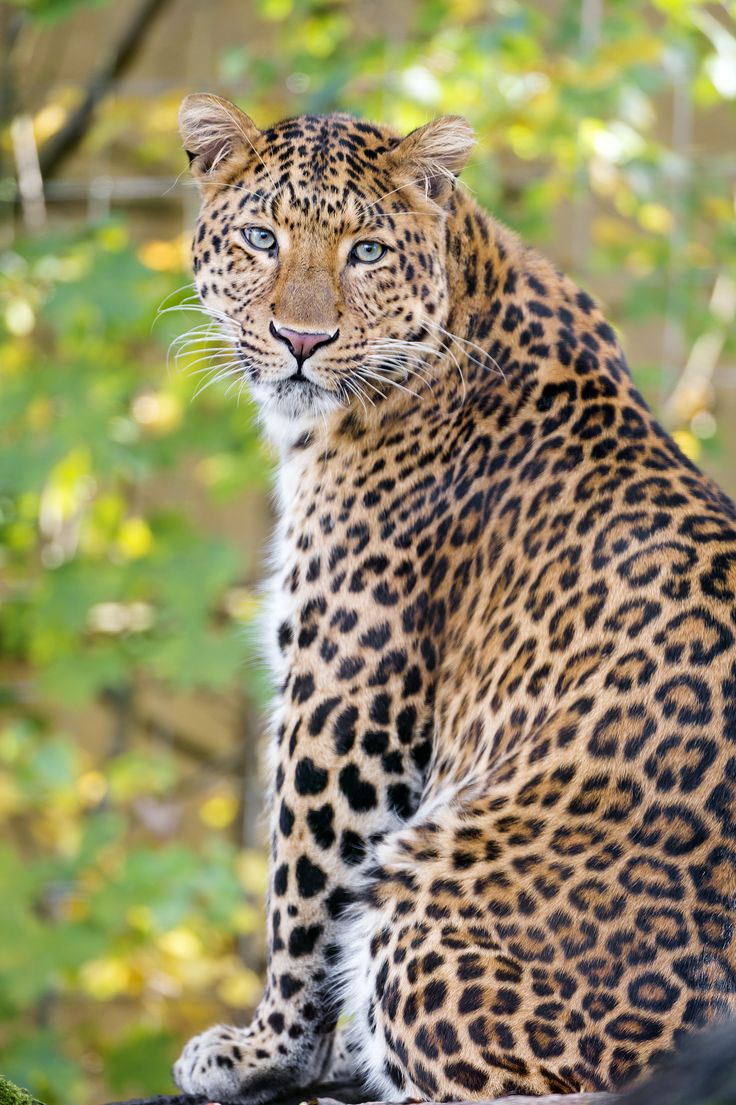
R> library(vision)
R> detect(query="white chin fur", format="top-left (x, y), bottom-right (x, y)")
top-left (250, 381), bottom-right (345, 450)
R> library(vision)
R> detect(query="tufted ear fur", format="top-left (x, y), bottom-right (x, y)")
top-left (391, 115), bottom-right (475, 204)
top-left (178, 93), bottom-right (263, 184)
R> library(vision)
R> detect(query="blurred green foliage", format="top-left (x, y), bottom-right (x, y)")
top-left (2, 224), bottom-right (270, 701)
top-left (1, 0), bottom-right (735, 1100)
top-left (0, 221), bottom-right (270, 1101)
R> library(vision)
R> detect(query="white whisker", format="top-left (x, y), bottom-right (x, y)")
top-left (356, 367), bottom-right (421, 400)
top-left (193, 364), bottom-right (246, 399)
top-left (182, 352), bottom-right (241, 377)
top-left (362, 179), bottom-right (435, 210)
top-left (363, 354), bottom-right (435, 388)
top-left (429, 321), bottom-right (506, 382)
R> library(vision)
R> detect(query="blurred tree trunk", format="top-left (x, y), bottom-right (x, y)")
top-left (0, 3), bottom-right (23, 218)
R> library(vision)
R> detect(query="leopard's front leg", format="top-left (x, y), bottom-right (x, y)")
top-left (174, 603), bottom-right (431, 1102)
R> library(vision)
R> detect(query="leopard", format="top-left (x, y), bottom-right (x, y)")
top-left (172, 93), bottom-right (736, 1104)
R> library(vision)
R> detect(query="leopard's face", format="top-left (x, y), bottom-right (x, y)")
top-left (182, 100), bottom-right (474, 423)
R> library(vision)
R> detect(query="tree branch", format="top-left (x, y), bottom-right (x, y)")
top-left (38, 0), bottom-right (172, 179)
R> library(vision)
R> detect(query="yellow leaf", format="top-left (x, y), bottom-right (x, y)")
top-left (78, 771), bottom-right (107, 806)
top-left (199, 792), bottom-right (239, 829)
top-left (99, 224), bottom-right (128, 252)
top-left (598, 35), bottom-right (661, 67)
top-left (626, 249), bottom-right (655, 276)
top-left (592, 216), bottom-right (633, 246)
top-left (80, 957), bottom-right (131, 999)
top-left (126, 905), bottom-right (154, 932)
top-left (33, 811), bottom-right (80, 856)
top-left (33, 102), bottom-right (67, 143)
top-left (60, 894), bottom-right (89, 922)
top-left (0, 772), bottom-right (22, 817)
top-left (158, 927), bottom-right (203, 959)
top-left (132, 390), bottom-right (182, 433)
top-left (117, 517), bottom-right (153, 559)
top-left (260, 0), bottom-right (292, 18)
top-left (138, 235), bottom-right (189, 273)
top-left (507, 124), bottom-right (539, 159)
top-left (449, 0), bottom-right (483, 15)
top-left (196, 454), bottom-right (240, 488)
top-left (217, 966), bottom-right (261, 1008)
top-left (672, 429), bottom-right (701, 462)
top-left (0, 338), bottom-right (31, 375)
top-left (232, 904), bottom-right (260, 935)
top-left (638, 203), bottom-right (674, 234)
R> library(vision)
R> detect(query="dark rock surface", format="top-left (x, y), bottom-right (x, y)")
top-left (101, 1085), bottom-right (612, 1105)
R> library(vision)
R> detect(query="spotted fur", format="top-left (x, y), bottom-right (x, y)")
top-left (172, 94), bottom-right (736, 1103)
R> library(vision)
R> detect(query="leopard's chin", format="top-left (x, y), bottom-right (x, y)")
top-left (252, 375), bottom-right (345, 422)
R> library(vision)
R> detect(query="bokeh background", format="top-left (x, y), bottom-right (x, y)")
top-left (1, 0), bottom-right (735, 1101)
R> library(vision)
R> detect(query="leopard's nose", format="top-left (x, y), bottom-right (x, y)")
top-left (270, 322), bottom-right (338, 366)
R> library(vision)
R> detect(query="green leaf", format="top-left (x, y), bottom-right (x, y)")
top-left (102, 1025), bottom-right (177, 1096)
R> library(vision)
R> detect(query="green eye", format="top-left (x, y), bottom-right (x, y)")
top-left (242, 226), bottom-right (277, 251)
top-left (351, 240), bottom-right (386, 264)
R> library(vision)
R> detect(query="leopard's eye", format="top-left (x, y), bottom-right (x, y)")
top-left (241, 226), bottom-right (277, 252)
top-left (351, 240), bottom-right (386, 264)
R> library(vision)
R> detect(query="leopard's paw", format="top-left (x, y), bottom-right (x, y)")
top-left (174, 1024), bottom-right (268, 1102)
top-left (173, 1022), bottom-right (321, 1104)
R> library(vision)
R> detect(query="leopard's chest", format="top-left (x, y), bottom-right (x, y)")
top-left (263, 439), bottom-right (339, 694)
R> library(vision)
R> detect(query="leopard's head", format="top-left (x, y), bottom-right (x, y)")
top-left (178, 94), bottom-right (473, 427)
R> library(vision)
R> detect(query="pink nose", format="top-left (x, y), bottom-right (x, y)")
top-left (271, 323), bottom-right (338, 365)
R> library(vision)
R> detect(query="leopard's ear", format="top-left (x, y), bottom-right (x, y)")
top-left (391, 115), bottom-right (475, 204)
top-left (178, 93), bottom-right (263, 184)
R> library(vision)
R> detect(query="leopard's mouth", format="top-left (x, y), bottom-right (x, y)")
top-left (258, 371), bottom-right (345, 421)
top-left (237, 350), bottom-right (333, 399)
top-left (275, 375), bottom-right (326, 397)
